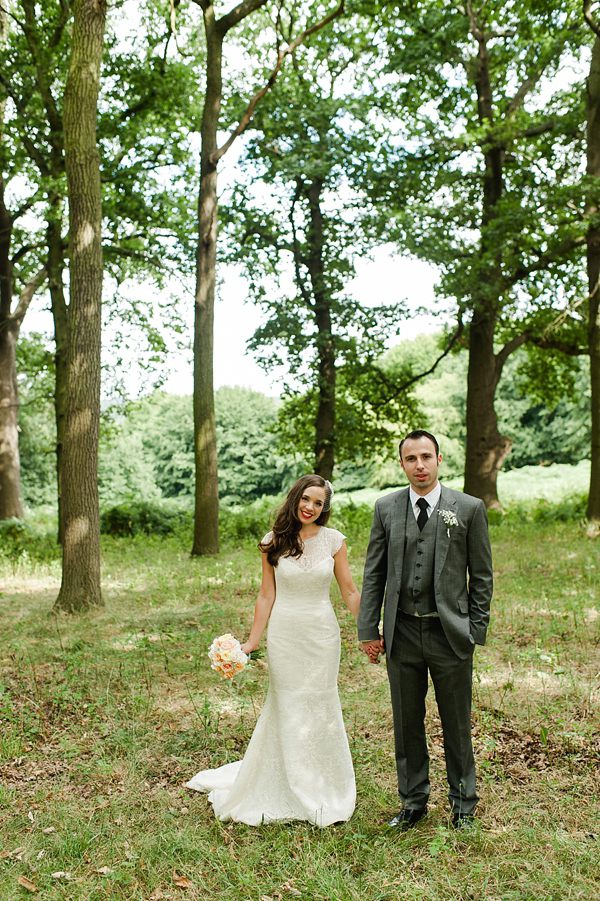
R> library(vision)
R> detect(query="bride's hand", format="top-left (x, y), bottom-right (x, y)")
top-left (240, 641), bottom-right (255, 655)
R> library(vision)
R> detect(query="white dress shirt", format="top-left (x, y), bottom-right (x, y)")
top-left (409, 481), bottom-right (441, 522)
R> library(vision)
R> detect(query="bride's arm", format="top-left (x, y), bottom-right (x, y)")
top-left (240, 552), bottom-right (276, 654)
top-left (333, 541), bottom-right (361, 620)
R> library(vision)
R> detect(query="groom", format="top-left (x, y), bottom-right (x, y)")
top-left (358, 430), bottom-right (493, 829)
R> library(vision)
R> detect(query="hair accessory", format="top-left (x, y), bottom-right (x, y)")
top-left (323, 479), bottom-right (334, 512)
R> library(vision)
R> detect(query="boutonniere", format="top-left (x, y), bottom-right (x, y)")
top-left (439, 508), bottom-right (458, 537)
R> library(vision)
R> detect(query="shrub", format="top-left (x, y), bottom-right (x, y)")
top-left (100, 501), bottom-right (191, 537)
top-left (490, 493), bottom-right (588, 526)
top-left (0, 518), bottom-right (59, 563)
top-left (219, 500), bottom-right (278, 544)
top-left (330, 502), bottom-right (374, 544)
top-left (529, 493), bottom-right (587, 524)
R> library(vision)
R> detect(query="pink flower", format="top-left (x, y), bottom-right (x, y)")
top-left (219, 639), bottom-right (236, 651)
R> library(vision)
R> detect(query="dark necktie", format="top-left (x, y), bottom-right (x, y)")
top-left (416, 497), bottom-right (429, 531)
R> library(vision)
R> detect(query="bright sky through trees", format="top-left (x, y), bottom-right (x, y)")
top-left (22, 249), bottom-right (441, 397)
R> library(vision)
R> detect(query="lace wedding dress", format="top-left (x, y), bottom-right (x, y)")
top-left (185, 526), bottom-right (356, 827)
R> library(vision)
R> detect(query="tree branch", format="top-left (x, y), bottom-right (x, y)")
top-left (20, 0), bottom-right (63, 142)
top-left (0, 72), bottom-right (51, 175)
top-left (506, 67), bottom-right (550, 119)
top-left (512, 121), bottom-right (557, 139)
top-left (465, 0), bottom-right (484, 42)
top-left (11, 241), bottom-right (44, 264)
top-left (507, 25), bottom-right (581, 118)
top-left (368, 318), bottom-right (466, 410)
top-left (584, 0), bottom-right (600, 39)
top-left (529, 334), bottom-right (587, 355)
top-left (217, 0), bottom-right (270, 36)
top-left (11, 195), bottom-right (38, 224)
top-left (12, 266), bottom-right (46, 323)
top-left (118, 25), bottom-right (175, 121)
top-left (102, 245), bottom-right (167, 269)
top-left (210, 1), bottom-right (345, 165)
top-left (241, 225), bottom-right (293, 252)
top-left (505, 234), bottom-right (587, 290)
top-left (49, 0), bottom-right (71, 50)
top-left (495, 331), bottom-right (529, 369)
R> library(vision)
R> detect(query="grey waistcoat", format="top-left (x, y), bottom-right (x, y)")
top-left (399, 502), bottom-right (438, 616)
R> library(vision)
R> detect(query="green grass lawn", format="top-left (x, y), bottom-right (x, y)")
top-left (0, 478), bottom-right (599, 900)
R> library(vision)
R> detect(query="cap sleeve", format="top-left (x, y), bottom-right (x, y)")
top-left (327, 527), bottom-right (346, 556)
top-left (260, 530), bottom-right (273, 547)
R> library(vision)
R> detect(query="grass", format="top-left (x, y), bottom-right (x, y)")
top-left (1, 483), bottom-right (599, 900)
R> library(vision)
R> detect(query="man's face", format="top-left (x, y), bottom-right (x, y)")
top-left (400, 436), bottom-right (442, 496)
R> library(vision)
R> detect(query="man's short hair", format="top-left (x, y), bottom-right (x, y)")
top-left (399, 429), bottom-right (440, 460)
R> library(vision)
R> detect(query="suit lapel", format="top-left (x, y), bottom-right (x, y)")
top-left (390, 488), bottom-right (410, 586)
top-left (434, 485), bottom-right (456, 582)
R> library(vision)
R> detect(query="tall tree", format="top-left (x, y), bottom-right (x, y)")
top-left (225, 12), bottom-right (416, 478)
top-left (54, 0), bottom-right (106, 612)
top-left (1, 0), bottom-right (201, 534)
top-left (584, 0), bottom-right (600, 532)
top-left (187, 0), bottom-right (344, 555)
top-left (370, 0), bottom-right (588, 507)
top-left (0, 2), bottom-right (47, 520)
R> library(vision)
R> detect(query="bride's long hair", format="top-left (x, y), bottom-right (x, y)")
top-left (260, 474), bottom-right (332, 567)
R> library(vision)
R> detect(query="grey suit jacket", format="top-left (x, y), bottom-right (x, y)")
top-left (358, 484), bottom-right (493, 659)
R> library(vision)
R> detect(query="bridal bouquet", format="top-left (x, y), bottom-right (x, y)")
top-left (208, 633), bottom-right (248, 680)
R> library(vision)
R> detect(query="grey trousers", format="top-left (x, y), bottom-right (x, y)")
top-left (386, 612), bottom-right (478, 814)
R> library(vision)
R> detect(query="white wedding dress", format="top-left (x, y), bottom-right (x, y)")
top-left (185, 527), bottom-right (356, 827)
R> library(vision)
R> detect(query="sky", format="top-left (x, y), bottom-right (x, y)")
top-left (160, 250), bottom-right (441, 397)
top-left (23, 248), bottom-right (442, 399)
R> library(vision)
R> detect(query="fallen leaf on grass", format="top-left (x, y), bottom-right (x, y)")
top-left (17, 875), bottom-right (37, 893)
top-left (280, 883), bottom-right (302, 897)
top-left (96, 866), bottom-right (114, 875)
top-left (51, 872), bottom-right (71, 880)
top-left (42, 827), bottom-right (56, 835)
top-left (173, 870), bottom-right (193, 889)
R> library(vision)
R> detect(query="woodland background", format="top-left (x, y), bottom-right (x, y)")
top-left (1, 3), bottom-right (599, 898)
top-left (2, 0), bottom-right (600, 613)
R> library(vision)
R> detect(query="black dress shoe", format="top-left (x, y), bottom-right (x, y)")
top-left (388, 807), bottom-right (427, 828)
top-left (452, 812), bottom-right (476, 830)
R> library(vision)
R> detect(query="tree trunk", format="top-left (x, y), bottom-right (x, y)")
top-left (192, 8), bottom-right (221, 557)
top-left (55, 0), bottom-right (106, 613)
top-left (188, 0), bottom-right (338, 550)
top-left (587, 34), bottom-right (600, 531)
top-left (47, 206), bottom-right (68, 543)
top-left (0, 10), bottom-right (24, 521)
top-left (305, 179), bottom-right (335, 480)
top-left (0, 204), bottom-right (24, 519)
top-left (462, 21), bottom-right (509, 507)
top-left (464, 312), bottom-right (510, 508)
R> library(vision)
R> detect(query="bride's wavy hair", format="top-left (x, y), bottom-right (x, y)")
top-left (260, 474), bottom-right (332, 567)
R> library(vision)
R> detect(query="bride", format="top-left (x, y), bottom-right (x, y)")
top-left (185, 474), bottom-right (360, 826)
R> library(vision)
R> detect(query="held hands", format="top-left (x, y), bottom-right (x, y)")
top-left (360, 637), bottom-right (385, 664)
